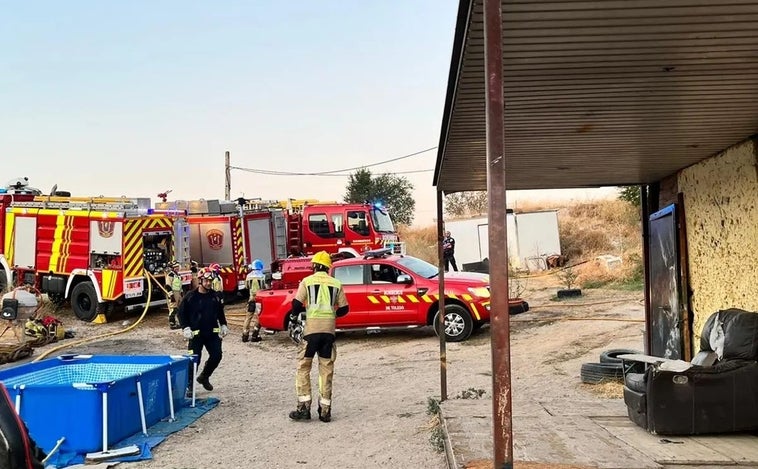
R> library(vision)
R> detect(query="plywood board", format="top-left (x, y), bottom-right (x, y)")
top-left (593, 417), bottom-right (736, 465)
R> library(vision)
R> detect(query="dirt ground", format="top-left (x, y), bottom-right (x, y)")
top-left (2, 276), bottom-right (645, 469)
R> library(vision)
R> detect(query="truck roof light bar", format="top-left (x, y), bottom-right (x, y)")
top-left (362, 248), bottom-right (392, 259)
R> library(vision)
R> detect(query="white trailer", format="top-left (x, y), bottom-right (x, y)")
top-left (445, 210), bottom-right (561, 271)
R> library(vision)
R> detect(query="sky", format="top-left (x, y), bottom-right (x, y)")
top-left (1, 1), bottom-right (618, 226)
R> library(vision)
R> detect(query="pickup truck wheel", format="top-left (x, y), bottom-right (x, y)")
top-left (71, 282), bottom-right (98, 322)
top-left (433, 305), bottom-right (473, 342)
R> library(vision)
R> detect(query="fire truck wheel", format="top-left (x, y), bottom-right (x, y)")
top-left (71, 282), bottom-right (98, 322)
top-left (433, 304), bottom-right (473, 342)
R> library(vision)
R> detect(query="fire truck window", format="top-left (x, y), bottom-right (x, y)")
top-left (308, 214), bottom-right (332, 238)
top-left (331, 214), bottom-right (344, 238)
top-left (333, 265), bottom-right (365, 285)
top-left (347, 211), bottom-right (370, 236)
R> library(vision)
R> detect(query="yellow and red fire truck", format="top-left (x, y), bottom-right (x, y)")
top-left (3, 195), bottom-right (192, 321)
top-left (155, 198), bottom-right (403, 295)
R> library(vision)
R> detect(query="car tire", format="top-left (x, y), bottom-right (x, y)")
top-left (599, 348), bottom-right (642, 364)
top-left (433, 304), bottom-right (473, 342)
top-left (71, 282), bottom-right (99, 322)
top-left (580, 362), bottom-right (624, 384)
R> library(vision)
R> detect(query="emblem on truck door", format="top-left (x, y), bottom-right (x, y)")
top-left (97, 221), bottom-right (115, 239)
top-left (206, 229), bottom-right (224, 250)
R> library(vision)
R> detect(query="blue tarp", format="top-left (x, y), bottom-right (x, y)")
top-left (48, 397), bottom-right (219, 468)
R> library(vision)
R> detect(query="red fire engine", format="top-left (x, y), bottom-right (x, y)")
top-left (154, 198), bottom-right (403, 294)
top-left (3, 195), bottom-right (192, 322)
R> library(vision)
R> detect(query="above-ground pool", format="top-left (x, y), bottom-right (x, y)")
top-left (0, 354), bottom-right (190, 454)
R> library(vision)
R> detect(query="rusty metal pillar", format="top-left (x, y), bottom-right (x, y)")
top-left (436, 189), bottom-right (448, 402)
top-left (484, 0), bottom-right (513, 467)
top-left (641, 185), bottom-right (652, 355)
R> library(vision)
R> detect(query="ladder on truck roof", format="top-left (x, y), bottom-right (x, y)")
top-left (10, 195), bottom-right (152, 213)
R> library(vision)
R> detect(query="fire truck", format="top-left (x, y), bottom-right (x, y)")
top-left (154, 198), bottom-right (403, 294)
top-left (3, 195), bottom-right (192, 322)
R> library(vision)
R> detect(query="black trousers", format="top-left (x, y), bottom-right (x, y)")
top-left (444, 256), bottom-right (458, 272)
top-left (188, 333), bottom-right (223, 378)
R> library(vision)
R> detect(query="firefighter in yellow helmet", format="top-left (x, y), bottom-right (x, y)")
top-left (288, 251), bottom-right (348, 423)
top-left (167, 261), bottom-right (183, 329)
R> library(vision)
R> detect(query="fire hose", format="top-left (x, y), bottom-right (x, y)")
top-left (33, 273), bottom-right (155, 361)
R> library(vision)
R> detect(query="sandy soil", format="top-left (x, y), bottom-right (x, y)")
top-left (2, 276), bottom-right (645, 469)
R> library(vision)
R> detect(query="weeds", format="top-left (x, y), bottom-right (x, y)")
top-left (455, 387), bottom-right (486, 399)
top-left (426, 396), bottom-right (441, 415)
top-left (429, 426), bottom-right (445, 453)
top-left (425, 396), bottom-right (445, 453)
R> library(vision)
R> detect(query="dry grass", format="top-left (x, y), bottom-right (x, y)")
top-left (398, 225), bottom-right (438, 264)
top-left (580, 381), bottom-right (624, 399)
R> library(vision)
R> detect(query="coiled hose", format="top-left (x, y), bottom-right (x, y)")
top-left (33, 272), bottom-right (156, 361)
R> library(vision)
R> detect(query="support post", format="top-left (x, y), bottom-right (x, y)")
top-left (225, 151), bottom-right (231, 201)
top-left (436, 190), bottom-right (447, 402)
top-left (484, 0), bottom-right (513, 466)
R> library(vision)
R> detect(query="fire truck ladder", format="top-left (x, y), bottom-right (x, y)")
top-left (12, 196), bottom-right (147, 213)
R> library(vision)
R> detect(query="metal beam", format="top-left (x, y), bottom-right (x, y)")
top-left (484, 0), bottom-right (513, 467)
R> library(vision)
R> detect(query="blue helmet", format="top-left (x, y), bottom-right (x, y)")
top-left (252, 259), bottom-right (265, 271)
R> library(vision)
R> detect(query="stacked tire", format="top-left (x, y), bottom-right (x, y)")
top-left (580, 348), bottom-right (640, 384)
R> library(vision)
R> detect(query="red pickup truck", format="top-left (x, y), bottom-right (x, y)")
top-left (256, 249), bottom-right (528, 343)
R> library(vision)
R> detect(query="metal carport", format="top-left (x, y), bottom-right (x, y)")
top-left (433, 1), bottom-right (758, 467)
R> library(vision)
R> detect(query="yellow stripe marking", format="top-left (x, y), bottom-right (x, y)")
top-left (367, 296), bottom-right (380, 304)
top-left (48, 215), bottom-right (65, 271)
top-left (462, 294), bottom-right (473, 301)
top-left (407, 295), bottom-right (419, 303)
top-left (470, 303), bottom-right (481, 321)
top-left (396, 296), bottom-right (406, 303)
top-left (380, 295), bottom-right (390, 303)
top-left (422, 295), bottom-right (433, 303)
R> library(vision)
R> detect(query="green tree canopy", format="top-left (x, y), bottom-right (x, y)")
top-left (344, 168), bottom-right (415, 225)
top-left (444, 191), bottom-right (488, 218)
top-left (618, 186), bottom-right (641, 207)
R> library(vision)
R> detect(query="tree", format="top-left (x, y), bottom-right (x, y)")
top-left (344, 169), bottom-right (415, 225)
top-left (444, 191), bottom-right (488, 218)
top-left (618, 186), bottom-right (641, 207)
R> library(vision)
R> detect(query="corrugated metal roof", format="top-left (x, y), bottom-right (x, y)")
top-left (434, 0), bottom-right (758, 193)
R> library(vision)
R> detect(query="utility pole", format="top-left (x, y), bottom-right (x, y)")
top-left (225, 151), bottom-right (231, 200)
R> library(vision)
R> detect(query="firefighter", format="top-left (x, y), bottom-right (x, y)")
top-left (289, 251), bottom-right (349, 423)
top-left (167, 261), bottom-right (183, 329)
top-left (209, 263), bottom-right (224, 302)
top-left (242, 259), bottom-right (266, 343)
top-left (177, 268), bottom-right (229, 393)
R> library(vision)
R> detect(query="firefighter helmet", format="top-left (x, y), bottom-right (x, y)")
top-left (197, 268), bottom-right (214, 281)
top-left (252, 259), bottom-right (264, 271)
top-left (311, 251), bottom-right (332, 269)
top-left (209, 263), bottom-right (222, 273)
top-left (169, 260), bottom-right (180, 270)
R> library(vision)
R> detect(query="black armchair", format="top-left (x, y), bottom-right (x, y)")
top-left (622, 308), bottom-right (758, 435)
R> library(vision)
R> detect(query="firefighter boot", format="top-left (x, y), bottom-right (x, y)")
top-left (241, 331), bottom-right (250, 343)
top-left (318, 405), bottom-right (331, 423)
top-left (168, 312), bottom-right (179, 330)
top-left (196, 373), bottom-right (213, 391)
top-left (289, 402), bottom-right (311, 421)
top-left (250, 327), bottom-right (262, 342)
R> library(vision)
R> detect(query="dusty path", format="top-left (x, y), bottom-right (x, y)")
top-left (3, 278), bottom-right (644, 469)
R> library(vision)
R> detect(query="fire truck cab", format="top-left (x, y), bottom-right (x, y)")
top-left (4, 195), bottom-right (192, 321)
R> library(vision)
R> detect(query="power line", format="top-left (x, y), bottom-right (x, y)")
top-left (229, 146), bottom-right (437, 177)
top-left (231, 167), bottom-right (433, 177)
